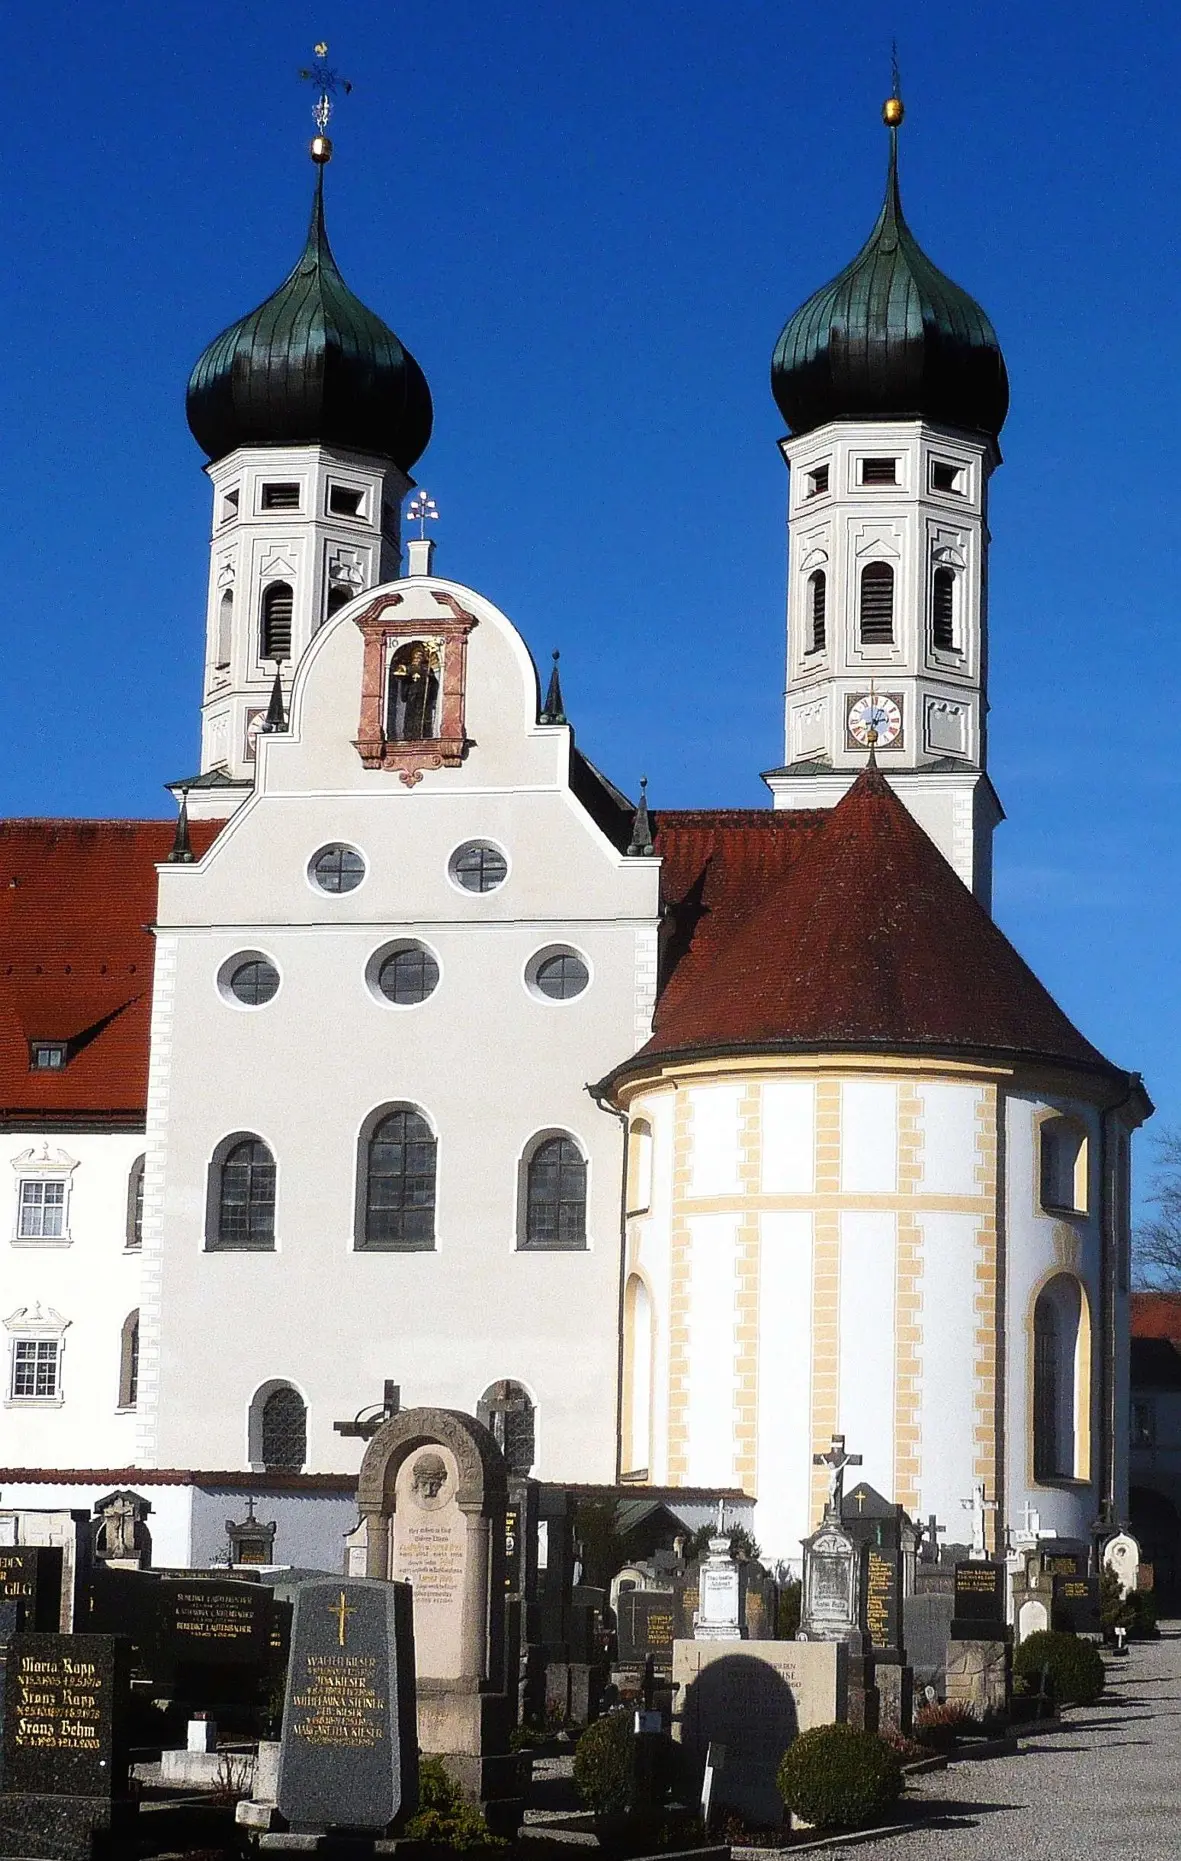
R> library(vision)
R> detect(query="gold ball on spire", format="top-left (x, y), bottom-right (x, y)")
top-left (883, 95), bottom-right (904, 126)
top-left (310, 134), bottom-right (333, 164)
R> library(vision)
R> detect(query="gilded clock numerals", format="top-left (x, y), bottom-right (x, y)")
top-left (847, 694), bottom-right (902, 748)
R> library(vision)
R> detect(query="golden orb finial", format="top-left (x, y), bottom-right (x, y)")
top-left (883, 95), bottom-right (904, 127)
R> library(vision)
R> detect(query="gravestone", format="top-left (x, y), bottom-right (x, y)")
top-left (862, 1547), bottom-right (902, 1651)
top-left (902, 1592), bottom-right (954, 1695)
top-left (694, 1519), bottom-right (745, 1642)
top-left (0, 1633), bottom-right (133, 1861)
top-left (944, 1637), bottom-right (1010, 1721)
top-left (800, 1521), bottom-right (859, 1642)
top-left (1018, 1597), bottom-right (1049, 1641)
top-left (0, 1548), bottom-right (63, 1633)
top-left (951, 1562), bottom-right (1005, 1639)
top-left (616, 1591), bottom-right (677, 1672)
top-left (276, 1578), bottom-right (417, 1835)
top-left (0, 1602), bottom-right (23, 1790)
top-left (90, 1491), bottom-right (152, 1570)
top-left (1103, 1531), bottom-right (1141, 1598)
top-left (1052, 1574), bottom-right (1101, 1635)
top-left (1041, 1546), bottom-right (1086, 1579)
top-left (673, 1641), bottom-right (846, 1825)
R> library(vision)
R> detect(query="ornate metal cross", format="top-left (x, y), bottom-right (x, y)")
top-left (300, 41), bottom-right (352, 134)
top-left (328, 1588), bottom-right (355, 1647)
top-left (407, 491), bottom-right (439, 539)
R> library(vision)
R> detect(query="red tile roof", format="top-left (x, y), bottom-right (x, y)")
top-left (1131, 1293), bottom-right (1181, 1340)
top-left (611, 767), bottom-right (1127, 1086)
top-left (0, 820), bottom-right (220, 1126)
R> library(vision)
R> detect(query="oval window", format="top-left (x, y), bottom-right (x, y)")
top-left (531, 951), bottom-right (590, 1001)
top-left (376, 945), bottom-right (440, 1005)
top-left (227, 958), bottom-right (280, 1006)
top-left (450, 843), bottom-right (508, 893)
top-left (310, 844), bottom-right (366, 894)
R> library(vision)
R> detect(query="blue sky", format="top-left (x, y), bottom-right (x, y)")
top-left (3, 0), bottom-right (1179, 1203)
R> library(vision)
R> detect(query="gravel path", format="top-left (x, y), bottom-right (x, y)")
top-left (848, 1626), bottom-right (1181, 1861)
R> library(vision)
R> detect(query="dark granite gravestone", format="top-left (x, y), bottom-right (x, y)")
top-left (862, 1546), bottom-right (902, 1652)
top-left (843, 1484), bottom-right (907, 1554)
top-left (1041, 1546), bottom-right (1087, 1579)
top-left (0, 1633), bottom-right (133, 1861)
top-left (0, 1602), bottom-right (23, 1792)
top-left (951, 1562), bottom-right (1005, 1639)
top-left (902, 1592), bottom-right (954, 1694)
top-left (1052, 1575), bottom-right (1101, 1634)
top-left (277, 1578), bottom-right (418, 1836)
top-left (0, 1549), bottom-right (62, 1632)
top-left (615, 1591), bottom-right (677, 1671)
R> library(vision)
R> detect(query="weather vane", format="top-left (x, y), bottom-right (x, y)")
top-left (884, 41), bottom-right (904, 126)
top-left (407, 491), bottom-right (439, 539)
top-left (300, 41), bottom-right (352, 161)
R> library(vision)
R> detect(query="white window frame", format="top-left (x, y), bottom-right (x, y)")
top-left (10, 1149), bottom-right (77, 1246)
top-left (4, 1305), bottom-right (69, 1407)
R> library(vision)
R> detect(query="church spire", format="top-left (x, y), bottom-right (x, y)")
top-left (540, 651), bottom-right (566, 725)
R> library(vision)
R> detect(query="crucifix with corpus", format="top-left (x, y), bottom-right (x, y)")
top-left (813, 1434), bottom-right (862, 1520)
top-left (961, 1483), bottom-right (998, 1558)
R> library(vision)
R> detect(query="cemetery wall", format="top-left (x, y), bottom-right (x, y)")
top-left (0, 1485), bottom-right (193, 1565)
top-left (189, 1487), bottom-right (355, 1571)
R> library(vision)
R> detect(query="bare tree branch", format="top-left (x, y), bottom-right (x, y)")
top-left (1133, 1127), bottom-right (1181, 1290)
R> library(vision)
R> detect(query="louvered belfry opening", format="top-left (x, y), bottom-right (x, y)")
top-left (932, 566), bottom-right (955, 650)
top-left (859, 561), bottom-right (895, 644)
top-left (807, 570), bottom-right (827, 653)
top-left (261, 582), bottom-right (293, 661)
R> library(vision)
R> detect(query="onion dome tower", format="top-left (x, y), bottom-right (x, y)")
top-left (764, 91), bottom-right (1009, 910)
top-left (187, 52), bottom-right (432, 797)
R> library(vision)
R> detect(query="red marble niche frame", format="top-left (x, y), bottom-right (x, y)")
top-left (353, 590), bottom-right (478, 785)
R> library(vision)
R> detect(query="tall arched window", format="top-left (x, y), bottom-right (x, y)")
top-left (358, 1109), bottom-right (437, 1251)
top-left (477, 1380), bottom-right (536, 1475)
top-left (522, 1135), bottom-right (587, 1250)
top-left (859, 561), bottom-right (895, 644)
top-left (1033, 1275), bottom-right (1086, 1481)
top-left (259, 1385), bottom-right (307, 1471)
top-left (628, 1118), bottom-right (653, 1215)
top-left (126, 1154), bottom-right (145, 1249)
top-left (216, 590), bottom-right (233, 667)
top-left (261, 582), bottom-right (293, 661)
top-left (118, 1310), bottom-right (139, 1409)
top-left (806, 570), bottom-right (826, 653)
top-left (932, 566), bottom-right (956, 651)
top-left (208, 1135), bottom-right (276, 1251)
top-left (623, 1274), bottom-right (653, 1478)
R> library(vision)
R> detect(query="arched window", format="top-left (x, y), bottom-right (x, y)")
top-left (623, 1274), bottom-right (653, 1478)
top-left (126, 1154), bottom-right (145, 1249)
top-left (1040, 1117), bottom-right (1087, 1215)
top-left (386, 641), bottom-right (439, 741)
top-left (118, 1310), bottom-right (139, 1409)
top-left (207, 1135), bottom-right (276, 1251)
top-left (1033, 1275), bottom-right (1087, 1482)
top-left (628, 1118), bottom-right (653, 1215)
top-left (477, 1380), bottom-right (536, 1475)
top-left (358, 1109), bottom-right (437, 1251)
top-left (859, 561), bottom-right (895, 644)
top-left (932, 566), bottom-right (956, 651)
top-left (259, 1385), bottom-right (307, 1471)
top-left (261, 582), bottom-right (293, 661)
top-left (216, 590), bottom-right (233, 667)
top-left (522, 1135), bottom-right (587, 1250)
top-left (325, 582), bottom-right (354, 622)
top-left (806, 570), bottom-right (826, 653)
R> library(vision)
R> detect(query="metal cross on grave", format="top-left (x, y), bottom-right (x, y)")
top-left (920, 1513), bottom-right (947, 1563)
top-left (961, 1483), bottom-right (998, 1558)
top-left (813, 1434), bottom-right (862, 1520)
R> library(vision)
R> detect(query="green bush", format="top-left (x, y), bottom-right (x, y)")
top-left (572, 1709), bottom-right (680, 1820)
top-left (402, 1755), bottom-right (506, 1849)
top-left (1100, 1567), bottom-right (1134, 1634)
top-left (1012, 1630), bottom-right (1104, 1706)
top-left (1129, 1591), bottom-right (1159, 1637)
top-left (776, 1580), bottom-right (802, 1641)
top-left (776, 1724), bottom-right (902, 1831)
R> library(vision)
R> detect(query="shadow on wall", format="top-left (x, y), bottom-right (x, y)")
top-left (679, 1654), bottom-right (798, 1827)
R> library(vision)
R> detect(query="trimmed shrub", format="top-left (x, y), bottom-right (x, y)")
top-left (777, 1724), bottom-right (902, 1831)
top-left (1129, 1591), bottom-right (1159, 1637)
top-left (1013, 1630), bottom-right (1104, 1706)
top-left (402, 1755), bottom-right (505, 1849)
top-left (572, 1709), bottom-right (678, 1817)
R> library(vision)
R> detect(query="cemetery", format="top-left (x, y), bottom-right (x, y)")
top-left (0, 1412), bottom-right (1155, 1859)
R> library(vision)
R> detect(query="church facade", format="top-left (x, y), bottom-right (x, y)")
top-left (0, 97), bottom-right (1148, 1568)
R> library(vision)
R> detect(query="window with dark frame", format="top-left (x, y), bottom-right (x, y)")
top-left (931, 461), bottom-right (962, 494)
top-left (932, 567), bottom-right (956, 651)
top-left (807, 570), bottom-right (827, 653)
top-left (18, 1179), bottom-right (66, 1238)
top-left (329, 485), bottom-right (364, 518)
top-left (362, 1110), bottom-right (438, 1250)
top-left (261, 482), bottom-right (301, 511)
top-left (228, 959), bottom-right (280, 1007)
top-left (859, 562), bottom-right (895, 644)
top-left (119, 1311), bottom-right (139, 1409)
top-left (861, 457), bottom-right (897, 486)
top-left (261, 582), bottom-right (293, 661)
top-left (30, 1042), bottom-right (67, 1071)
top-left (377, 946), bottom-right (440, 1005)
top-left (11, 1337), bottom-right (59, 1399)
top-left (524, 1136), bottom-right (587, 1249)
top-left (128, 1156), bottom-right (145, 1249)
top-left (1033, 1293), bottom-right (1062, 1480)
top-left (213, 1139), bottom-right (276, 1250)
top-left (533, 953), bottom-right (589, 1000)
top-left (806, 464), bottom-right (830, 498)
top-left (310, 845), bottom-right (366, 894)
top-left (452, 844), bottom-right (508, 893)
top-left (260, 1386), bottom-right (307, 1469)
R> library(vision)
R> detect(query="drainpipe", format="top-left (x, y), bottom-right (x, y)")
top-left (1097, 1074), bottom-right (1142, 1556)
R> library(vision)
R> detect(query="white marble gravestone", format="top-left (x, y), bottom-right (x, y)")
top-left (1103, 1531), bottom-right (1141, 1599)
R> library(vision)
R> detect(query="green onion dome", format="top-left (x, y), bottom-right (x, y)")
top-left (187, 168), bottom-right (432, 470)
top-left (771, 126), bottom-right (1008, 442)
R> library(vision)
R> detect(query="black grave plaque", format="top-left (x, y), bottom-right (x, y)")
top-left (615, 1592), bottom-right (677, 1670)
top-left (0, 1600), bottom-right (23, 1792)
top-left (862, 1546), bottom-right (902, 1650)
top-left (1051, 1575), bottom-right (1101, 1635)
top-left (1041, 1549), bottom-right (1086, 1579)
top-left (0, 1548), bottom-right (63, 1632)
top-left (2, 1633), bottom-right (130, 1798)
top-left (951, 1562), bottom-right (1005, 1638)
top-left (276, 1578), bottom-right (418, 1834)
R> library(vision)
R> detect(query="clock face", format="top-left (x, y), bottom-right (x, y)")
top-left (847, 693), bottom-right (903, 749)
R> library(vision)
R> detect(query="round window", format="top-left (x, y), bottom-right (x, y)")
top-left (450, 842), bottom-right (508, 893)
top-left (227, 957), bottom-right (280, 1006)
top-left (310, 844), bottom-right (366, 894)
top-left (531, 950), bottom-right (590, 1001)
top-left (377, 945), bottom-right (440, 1005)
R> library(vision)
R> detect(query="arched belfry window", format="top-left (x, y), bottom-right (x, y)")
top-left (932, 566), bottom-right (956, 651)
top-left (386, 641), bottom-right (439, 742)
top-left (1033, 1274), bottom-right (1086, 1482)
top-left (207, 1135), bottom-right (276, 1251)
top-left (216, 590), bottom-right (233, 668)
top-left (807, 570), bottom-right (827, 653)
top-left (522, 1134), bottom-right (587, 1250)
top-left (258, 1385), bottom-right (307, 1471)
top-left (358, 1108), bottom-right (437, 1251)
top-left (859, 561), bottom-right (895, 644)
top-left (477, 1380), bottom-right (536, 1475)
top-left (261, 582), bottom-right (293, 661)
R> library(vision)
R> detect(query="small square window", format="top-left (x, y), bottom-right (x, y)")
top-left (329, 485), bottom-right (364, 518)
top-left (29, 1041), bottom-right (67, 1071)
top-left (261, 483), bottom-right (301, 511)
top-left (805, 464), bottom-right (830, 498)
top-left (219, 488), bottom-right (240, 524)
top-left (861, 457), bottom-right (898, 486)
top-left (10, 1337), bottom-right (59, 1400)
top-left (18, 1179), bottom-right (66, 1238)
top-left (931, 461), bottom-right (964, 495)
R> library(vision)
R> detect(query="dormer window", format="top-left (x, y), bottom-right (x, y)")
top-left (861, 457), bottom-right (898, 486)
top-left (329, 485), bottom-right (364, 518)
top-left (931, 460), bottom-right (964, 495)
top-left (261, 483), bottom-right (301, 512)
top-left (29, 1042), bottom-right (67, 1072)
top-left (806, 464), bottom-right (830, 498)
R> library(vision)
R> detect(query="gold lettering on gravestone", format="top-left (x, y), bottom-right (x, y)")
top-left (956, 1567), bottom-right (998, 1595)
top-left (13, 1653), bottom-right (102, 1752)
top-left (289, 1653), bottom-right (387, 1750)
top-left (0, 1553), bottom-right (35, 1601)
top-left (174, 1588), bottom-right (257, 1643)
top-left (645, 1609), bottom-right (675, 1651)
top-left (865, 1551), bottom-right (892, 1644)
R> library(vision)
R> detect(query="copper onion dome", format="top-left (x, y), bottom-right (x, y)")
top-left (186, 167), bottom-right (433, 470)
top-left (771, 119), bottom-right (1009, 441)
